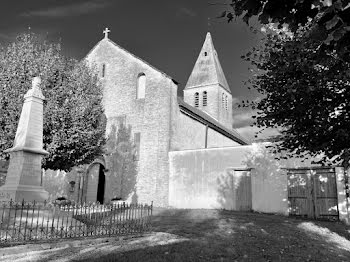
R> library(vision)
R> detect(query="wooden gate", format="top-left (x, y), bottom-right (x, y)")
top-left (287, 167), bottom-right (339, 220)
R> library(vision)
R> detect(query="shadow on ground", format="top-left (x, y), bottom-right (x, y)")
top-left (68, 208), bottom-right (350, 262)
top-left (6, 209), bottom-right (350, 262)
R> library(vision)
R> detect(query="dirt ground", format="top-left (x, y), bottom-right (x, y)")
top-left (2, 208), bottom-right (350, 261)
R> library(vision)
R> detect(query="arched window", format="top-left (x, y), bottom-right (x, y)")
top-left (203, 91), bottom-right (207, 106)
top-left (194, 92), bottom-right (199, 107)
top-left (102, 64), bottom-right (106, 78)
top-left (204, 52), bottom-right (208, 56)
top-left (137, 73), bottom-right (146, 99)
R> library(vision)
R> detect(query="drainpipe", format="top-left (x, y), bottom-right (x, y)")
top-left (205, 125), bottom-right (208, 148)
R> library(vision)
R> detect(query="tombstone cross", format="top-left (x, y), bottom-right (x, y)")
top-left (103, 27), bottom-right (111, 39)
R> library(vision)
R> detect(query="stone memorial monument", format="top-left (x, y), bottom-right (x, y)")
top-left (0, 77), bottom-right (49, 202)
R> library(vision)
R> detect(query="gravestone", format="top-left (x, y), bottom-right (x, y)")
top-left (0, 77), bottom-right (49, 202)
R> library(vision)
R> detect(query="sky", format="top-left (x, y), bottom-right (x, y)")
top-left (0, 0), bottom-right (276, 142)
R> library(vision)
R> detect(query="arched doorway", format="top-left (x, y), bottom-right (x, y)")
top-left (84, 159), bottom-right (106, 204)
top-left (96, 164), bottom-right (105, 204)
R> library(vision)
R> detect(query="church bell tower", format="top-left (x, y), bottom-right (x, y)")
top-left (184, 32), bottom-right (233, 129)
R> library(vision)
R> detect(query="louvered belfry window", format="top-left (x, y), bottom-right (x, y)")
top-left (203, 91), bottom-right (207, 106)
top-left (194, 92), bottom-right (199, 107)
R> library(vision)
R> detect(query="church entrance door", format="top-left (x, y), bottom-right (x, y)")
top-left (96, 164), bottom-right (105, 204)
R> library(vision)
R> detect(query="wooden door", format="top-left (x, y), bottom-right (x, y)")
top-left (287, 170), bottom-right (312, 218)
top-left (313, 169), bottom-right (339, 220)
top-left (287, 168), bottom-right (338, 220)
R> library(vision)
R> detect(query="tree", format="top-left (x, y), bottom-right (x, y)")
top-left (218, 0), bottom-right (350, 167)
top-left (220, 0), bottom-right (350, 61)
top-left (0, 33), bottom-right (106, 171)
top-left (105, 123), bottom-right (137, 200)
top-left (242, 18), bottom-right (350, 169)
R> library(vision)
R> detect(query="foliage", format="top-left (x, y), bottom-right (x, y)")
top-left (220, 0), bottom-right (350, 61)
top-left (0, 33), bottom-right (106, 171)
top-left (242, 22), bottom-right (350, 167)
top-left (219, 0), bottom-right (350, 167)
top-left (105, 123), bottom-right (137, 200)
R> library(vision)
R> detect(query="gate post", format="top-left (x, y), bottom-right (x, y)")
top-left (335, 167), bottom-right (350, 224)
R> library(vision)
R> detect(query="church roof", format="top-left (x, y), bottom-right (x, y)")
top-left (177, 98), bottom-right (249, 145)
top-left (185, 32), bottom-right (231, 93)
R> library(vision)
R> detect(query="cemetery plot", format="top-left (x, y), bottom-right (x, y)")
top-left (0, 200), bottom-right (153, 245)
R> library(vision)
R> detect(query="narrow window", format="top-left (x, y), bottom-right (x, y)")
top-left (137, 73), bottom-right (146, 99)
top-left (102, 64), bottom-right (106, 78)
top-left (134, 132), bottom-right (141, 161)
top-left (222, 93), bottom-right (225, 108)
top-left (225, 95), bottom-right (228, 110)
top-left (204, 52), bottom-right (208, 56)
top-left (194, 92), bottom-right (199, 107)
top-left (203, 91), bottom-right (207, 106)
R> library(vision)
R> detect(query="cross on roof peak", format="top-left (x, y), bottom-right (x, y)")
top-left (103, 27), bottom-right (111, 39)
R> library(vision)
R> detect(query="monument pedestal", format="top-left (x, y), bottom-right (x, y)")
top-left (0, 150), bottom-right (48, 202)
top-left (0, 185), bottom-right (49, 202)
top-left (0, 77), bottom-right (49, 203)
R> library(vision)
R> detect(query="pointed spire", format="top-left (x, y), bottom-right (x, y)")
top-left (185, 32), bottom-right (231, 93)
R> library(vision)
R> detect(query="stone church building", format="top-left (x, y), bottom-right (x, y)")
top-left (42, 30), bottom-right (350, 224)
top-left (65, 30), bottom-right (248, 207)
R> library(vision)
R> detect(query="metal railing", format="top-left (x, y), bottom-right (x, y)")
top-left (0, 200), bottom-right (153, 245)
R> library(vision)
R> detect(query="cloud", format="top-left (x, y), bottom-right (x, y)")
top-left (20, 0), bottom-right (111, 18)
top-left (176, 7), bottom-right (197, 18)
top-left (232, 111), bottom-right (255, 129)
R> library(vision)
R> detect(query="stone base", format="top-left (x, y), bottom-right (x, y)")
top-left (0, 184), bottom-right (49, 203)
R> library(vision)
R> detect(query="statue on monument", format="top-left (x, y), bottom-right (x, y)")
top-left (0, 77), bottom-right (49, 202)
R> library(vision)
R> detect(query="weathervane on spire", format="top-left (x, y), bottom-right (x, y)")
top-left (103, 27), bottom-right (111, 39)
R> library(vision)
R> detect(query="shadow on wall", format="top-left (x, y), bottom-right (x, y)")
top-left (217, 169), bottom-right (252, 211)
top-left (242, 143), bottom-right (290, 214)
top-left (104, 122), bottom-right (138, 202)
top-left (241, 143), bottom-right (323, 215)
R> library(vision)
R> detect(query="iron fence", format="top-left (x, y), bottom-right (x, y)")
top-left (0, 200), bottom-right (153, 245)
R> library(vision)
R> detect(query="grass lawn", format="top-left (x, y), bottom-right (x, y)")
top-left (4, 208), bottom-right (350, 261)
top-left (79, 208), bottom-right (350, 262)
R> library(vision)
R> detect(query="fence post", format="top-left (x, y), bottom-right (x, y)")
top-left (1, 201), bottom-right (6, 241)
top-left (23, 202), bottom-right (30, 241)
top-left (17, 200), bottom-right (25, 241)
